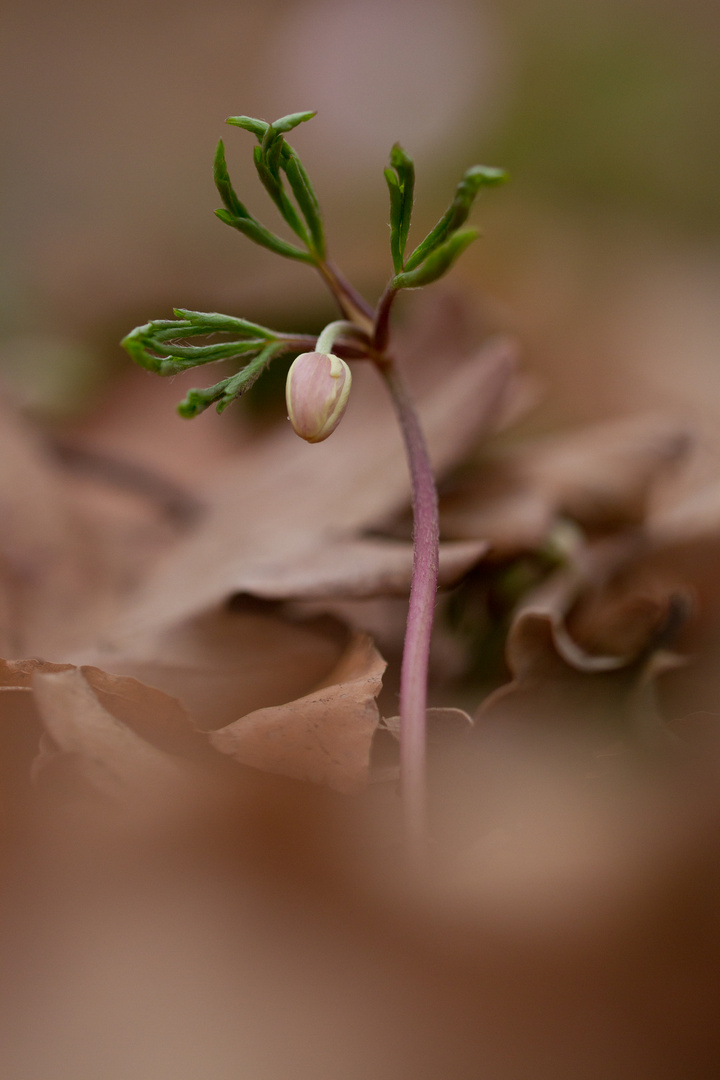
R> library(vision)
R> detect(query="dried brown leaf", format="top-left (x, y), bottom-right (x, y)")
top-left (524, 413), bottom-right (691, 528)
top-left (210, 634), bottom-right (385, 794)
top-left (440, 413), bottom-right (692, 557)
top-left (0, 398), bottom-right (92, 657)
top-left (31, 667), bottom-right (199, 811)
top-left (642, 480), bottom-right (720, 612)
top-left (198, 536), bottom-right (489, 602)
top-left (380, 706), bottom-right (473, 742)
top-left (3, 635), bottom-right (387, 824)
top-left (84, 604), bottom-right (352, 731)
top-left (0, 396), bottom-right (190, 660)
top-left (1, 656), bottom-right (201, 757)
top-left (478, 585), bottom-right (679, 744)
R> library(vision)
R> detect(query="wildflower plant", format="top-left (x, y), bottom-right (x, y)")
top-left (122, 110), bottom-right (506, 862)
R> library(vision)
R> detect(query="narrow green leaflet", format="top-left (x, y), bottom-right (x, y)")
top-left (213, 140), bottom-right (250, 219)
top-left (404, 165), bottom-right (506, 273)
top-left (261, 124), bottom-right (284, 179)
top-left (284, 151), bottom-right (324, 257)
top-left (120, 312), bottom-right (281, 375)
top-left (155, 341), bottom-right (265, 372)
top-left (215, 136), bottom-right (314, 257)
top-left (384, 143), bottom-right (415, 274)
top-left (226, 111), bottom-right (315, 139)
top-left (214, 209), bottom-right (314, 262)
top-left (215, 137), bottom-right (311, 257)
top-left (225, 115), bottom-right (268, 140)
top-left (177, 341), bottom-right (285, 417)
top-left (392, 228), bottom-right (479, 290)
top-left (252, 145), bottom-right (310, 245)
top-left (220, 112), bottom-right (324, 260)
top-left (270, 110), bottom-right (317, 134)
top-left (173, 309), bottom-right (276, 337)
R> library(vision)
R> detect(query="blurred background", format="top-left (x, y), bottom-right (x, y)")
top-left (2, 0), bottom-right (720, 438)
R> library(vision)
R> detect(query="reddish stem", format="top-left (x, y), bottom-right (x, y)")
top-left (317, 260), bottom-right (375, 333)
top-left (372, 285), bottom-right (398, 353)
top-left (378, 360), bottom-right (439, 865)
top-left (316, 260), bottom-right (437, 863)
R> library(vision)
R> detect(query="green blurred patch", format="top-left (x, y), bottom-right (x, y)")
top-left (483, 0), bottom-right (720, 236)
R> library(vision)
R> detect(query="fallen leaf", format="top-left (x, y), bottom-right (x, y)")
top-left (32, 667), bottom-right (198, 811)
top-left (439, 413), bottom-right (692, 557)
top-left (0, 629), bottom-right (387, 822)
top-left (643, 479), bottom-right (720, 612)
top-left (380, 706), bottom-right (473, 742)
top-left (477, 571), bottom-right (684, 744)
top-left (84, 603), bottom-right (353, 731)
top-left (0, 395), bottom-right (191, 659)
top-left (210, 634), bottom-right (385, 793)
top-left (0, 397), bottom-right (93, 657)
top-left (1, 656), bottom-right (202, 758)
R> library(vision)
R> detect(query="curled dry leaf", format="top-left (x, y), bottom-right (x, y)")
top-left (2, 631), bottom-right (386, 824)
top-left (397, 573), bottom-right (696, 921)
top-left (0, 657), bottom-right (78, 832)
top-left (506, 535), bottom-right (674, 671)
top-left (1, 656), bottom-right (201, 755)
top-left (0, 657), bottom-right (222, 838)
top-left (32, 667), bottom-right (199, 813)
top-left (478, 577), bottom-right (684, 745)
top-left (210, 634), bottom-right (385, 794)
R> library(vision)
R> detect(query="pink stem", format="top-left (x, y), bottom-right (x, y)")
top-left (379, 360), bottom-right (439, 864)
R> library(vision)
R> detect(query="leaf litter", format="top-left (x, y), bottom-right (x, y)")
top-left (4, 296), bottom-right (720, 1077)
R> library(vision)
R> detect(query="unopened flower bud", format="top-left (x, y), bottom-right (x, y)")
top-left (285, 350), bottom-right (352, 443)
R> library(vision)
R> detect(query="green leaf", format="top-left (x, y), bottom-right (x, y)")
top-left (284, 151), bottom-right (325, 257)
top-left (214, 209), bottom-right (314, 262)
top-left (121, 323), bottom-right (163, 372)
top-left (392, 228), bottom-right (479, 290)
top-left (252, 145), bottom-right (309, 245)
top-left (121, 310), bottom-right (283, 377)
top-left (213, 140), bottom-right (250, 219)
top-left (214, 134), bottom-right (312, 253)
top-left (270, 110), bottom-right (316, 134)
top-left (176, 380), bottom-right (229, 418)
top-left (404, 165), bottom-right (506, 273)
top-left (122, 333), bottom-right (265, 377)
top-left (154, 339), bottom-right (266, 371)
top-left (264, 130), bottom-right (284, 180)
top-left (173, 309), bottom-right (276, 337)
top-left (384, 167), bottom-right (403, 274)
top-left (223, 111), bottom-right (323, 258)
top-left (225, 111), bottom-right (315, 141)
top-left (394, 146), bottom-right (415, 227)
top-left (177, 341), bottom-right (283, 418)
top-left (384, 143), bottom-right (415, 274)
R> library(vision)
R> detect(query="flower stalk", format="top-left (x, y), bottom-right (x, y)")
top-left (378, 360), bottom-right (438, 864)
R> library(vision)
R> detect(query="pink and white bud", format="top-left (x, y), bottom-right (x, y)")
top-left (285, 350), bottom-right (352, 443)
